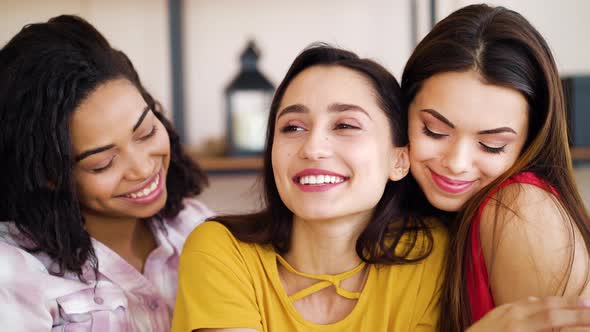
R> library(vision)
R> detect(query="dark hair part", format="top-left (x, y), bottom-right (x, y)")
top-left (215, 44), bottom-right (435, 265)
top-left (401, 4), bottom-right (590, 331)
top-left (0, 15), bottom-right (207, 279)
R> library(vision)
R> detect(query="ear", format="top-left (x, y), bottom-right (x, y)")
top-left (389, 146), bottom-right (410, 181)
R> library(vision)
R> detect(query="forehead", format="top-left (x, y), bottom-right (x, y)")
top-left (279, 65), bottom-right (378, 110)
top-left (411, 70), bottom-right (529, 130)
top-left (69, 78), bottom-right (147, 152)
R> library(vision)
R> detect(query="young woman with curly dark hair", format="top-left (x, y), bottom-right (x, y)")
top-left (0, 15), bottom-right (211, 331)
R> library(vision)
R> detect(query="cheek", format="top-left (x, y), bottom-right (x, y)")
top-left (476, 153), bottom-right (519, 181)
top-left (155, 130), bottom-right (171, 155)
top-left (409, 136), bottom-right (438, 163)
top-left (75, 172), bottom-right (121, 201)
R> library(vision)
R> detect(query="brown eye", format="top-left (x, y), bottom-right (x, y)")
top-left (280, 125), bottom-right (305, 133)
top-left (335, 123), bottom-right (360, 130)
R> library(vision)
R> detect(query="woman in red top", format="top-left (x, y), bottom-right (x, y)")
top-left (402, 4), bottom-right (590, 331)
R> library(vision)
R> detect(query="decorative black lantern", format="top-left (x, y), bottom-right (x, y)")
top-left (225, 40), bottom-right (275, 155)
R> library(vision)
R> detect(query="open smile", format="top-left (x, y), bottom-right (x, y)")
top-left (118, 168), bottom-right (164, 204)
top-left (292, 168), bottom-right (349, 192)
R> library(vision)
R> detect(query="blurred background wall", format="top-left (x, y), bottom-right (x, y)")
top-left (1, 0), bottom-right (589, 213)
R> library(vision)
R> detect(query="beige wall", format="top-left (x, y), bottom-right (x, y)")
top-left (184, 0), bottom-right (413, 145)
top-left (438, 0), bottom-right (590, 76)
top-left (0, 0), bottom-right (172, 116)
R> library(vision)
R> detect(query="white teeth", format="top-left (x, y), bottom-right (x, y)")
top-left (298, 174), bottom-right (344, 185)
top-left (125, 174), bottom-right (160, 198)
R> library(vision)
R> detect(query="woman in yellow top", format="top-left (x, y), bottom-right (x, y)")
top-left (172, 45), bottom-right (448, 332)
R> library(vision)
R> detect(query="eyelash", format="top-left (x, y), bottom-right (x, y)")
top-left (422, 125), bottom-right (506, 154)
top-left (279, 122), bottom-right (359, 133)
top-left (479, 142), bottom-right (506, 154)
top-left (91, 158), bottom-right (115, 173)
top-left (141, 125), bottom-right (158, 140)
top-left (91, 125), bottom-right (157, 173)
top-left (335, 123), bottom-right (360, 130)
top-left (280, 125), bottom-right (303, 133)
top-left (422, 125), bottom-right (447, 139)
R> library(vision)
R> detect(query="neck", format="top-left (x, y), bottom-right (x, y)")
top-left (83, 212), bottom-right (156, 272)
top-left (284, 215), bottom-right (369, 275)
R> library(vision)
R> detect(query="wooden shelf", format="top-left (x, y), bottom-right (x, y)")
top-left (197, 156), bottom-right (263, 173)
top-left (572, 147), bottom-right (590, 161)
top-left (193, 148), bottom-right (590, 173)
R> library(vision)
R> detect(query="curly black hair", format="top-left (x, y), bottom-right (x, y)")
top-left (0, 15), bottom-right (207, 280)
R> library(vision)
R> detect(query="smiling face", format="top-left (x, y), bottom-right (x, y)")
top-left (271, 65), bottom-right (408, 224)
top-left (70, 78), bottom-right (171, 221)
top-left (408, 70), bottom-right (529, 212)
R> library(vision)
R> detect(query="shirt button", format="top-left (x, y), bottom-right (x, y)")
top-left (149, 300), bottom-right (159, 310)
top-left (94, 296), bottom-right (104, 305)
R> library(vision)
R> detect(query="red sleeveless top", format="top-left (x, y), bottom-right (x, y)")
top-left (466, 172), bottom-right (558, 322)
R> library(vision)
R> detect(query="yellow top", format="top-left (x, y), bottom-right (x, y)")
top-left (172, 221), bottom-right (448, 332)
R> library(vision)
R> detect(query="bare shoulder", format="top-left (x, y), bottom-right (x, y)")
top-left (485, 182), bottom-right (564, 223)
top-left (479, 183), bottom-right (589, 302)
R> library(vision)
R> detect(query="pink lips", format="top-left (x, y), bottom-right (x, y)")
top-left (292, 168), bottom-right (348, 192)
top-left (119, 169), bottom-right (165, 205)
top-left (429, 169), bottom-right (475, 194)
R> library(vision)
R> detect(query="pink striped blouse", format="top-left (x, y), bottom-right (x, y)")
top-left (0, 198), bottom-right (213, 332)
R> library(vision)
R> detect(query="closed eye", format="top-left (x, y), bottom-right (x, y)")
top-left (422, 125), bottom-right (448, 139)
top-left (479, 142), bottom-right (506, 154)
top-left (91, 158), bottom-right (114, 173)
top-left (140, 125), bottom-right (158, 141)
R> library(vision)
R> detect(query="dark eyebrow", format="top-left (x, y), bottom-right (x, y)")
top-left (277, 104), bottom-right (308, 119)
top-left (420, 109), bottom-right (455, 128)
top-left (75, 144), bottom-right (115, 162)
top-left (133, 106), bottom-right (151, 132)
top-left (328, 103), bottom-right (372, 119)
top-left (76, 106), bottom-right (151, 162)
top-left (478, 127), bottom-right (517, 135)
top-left (421, 109), bottom-right (517, 135)
top-left (277, 103), bottom-right (372, 120)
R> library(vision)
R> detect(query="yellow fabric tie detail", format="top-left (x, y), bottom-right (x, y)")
top-left (275, 254), bottom-right (366, 302)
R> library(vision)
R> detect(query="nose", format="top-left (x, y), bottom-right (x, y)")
top-left (125, 149), bottom-right (154, 181)
top-left (441, 139), bottom-right (472, 175)
top-left (298, 129), bottom-right (332, 160)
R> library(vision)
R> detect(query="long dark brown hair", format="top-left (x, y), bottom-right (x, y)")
top-left (401, 4), bottom-right (590, 331)
top-left (215, 44), bottom-right (437, 265)
top-left (0, 15), bottom-right (207, 280)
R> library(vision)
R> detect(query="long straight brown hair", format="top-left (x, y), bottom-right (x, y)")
top-left (214, 44), bottom-right (439, 266)
top-left (401, 4), bottom-right (590, 331)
